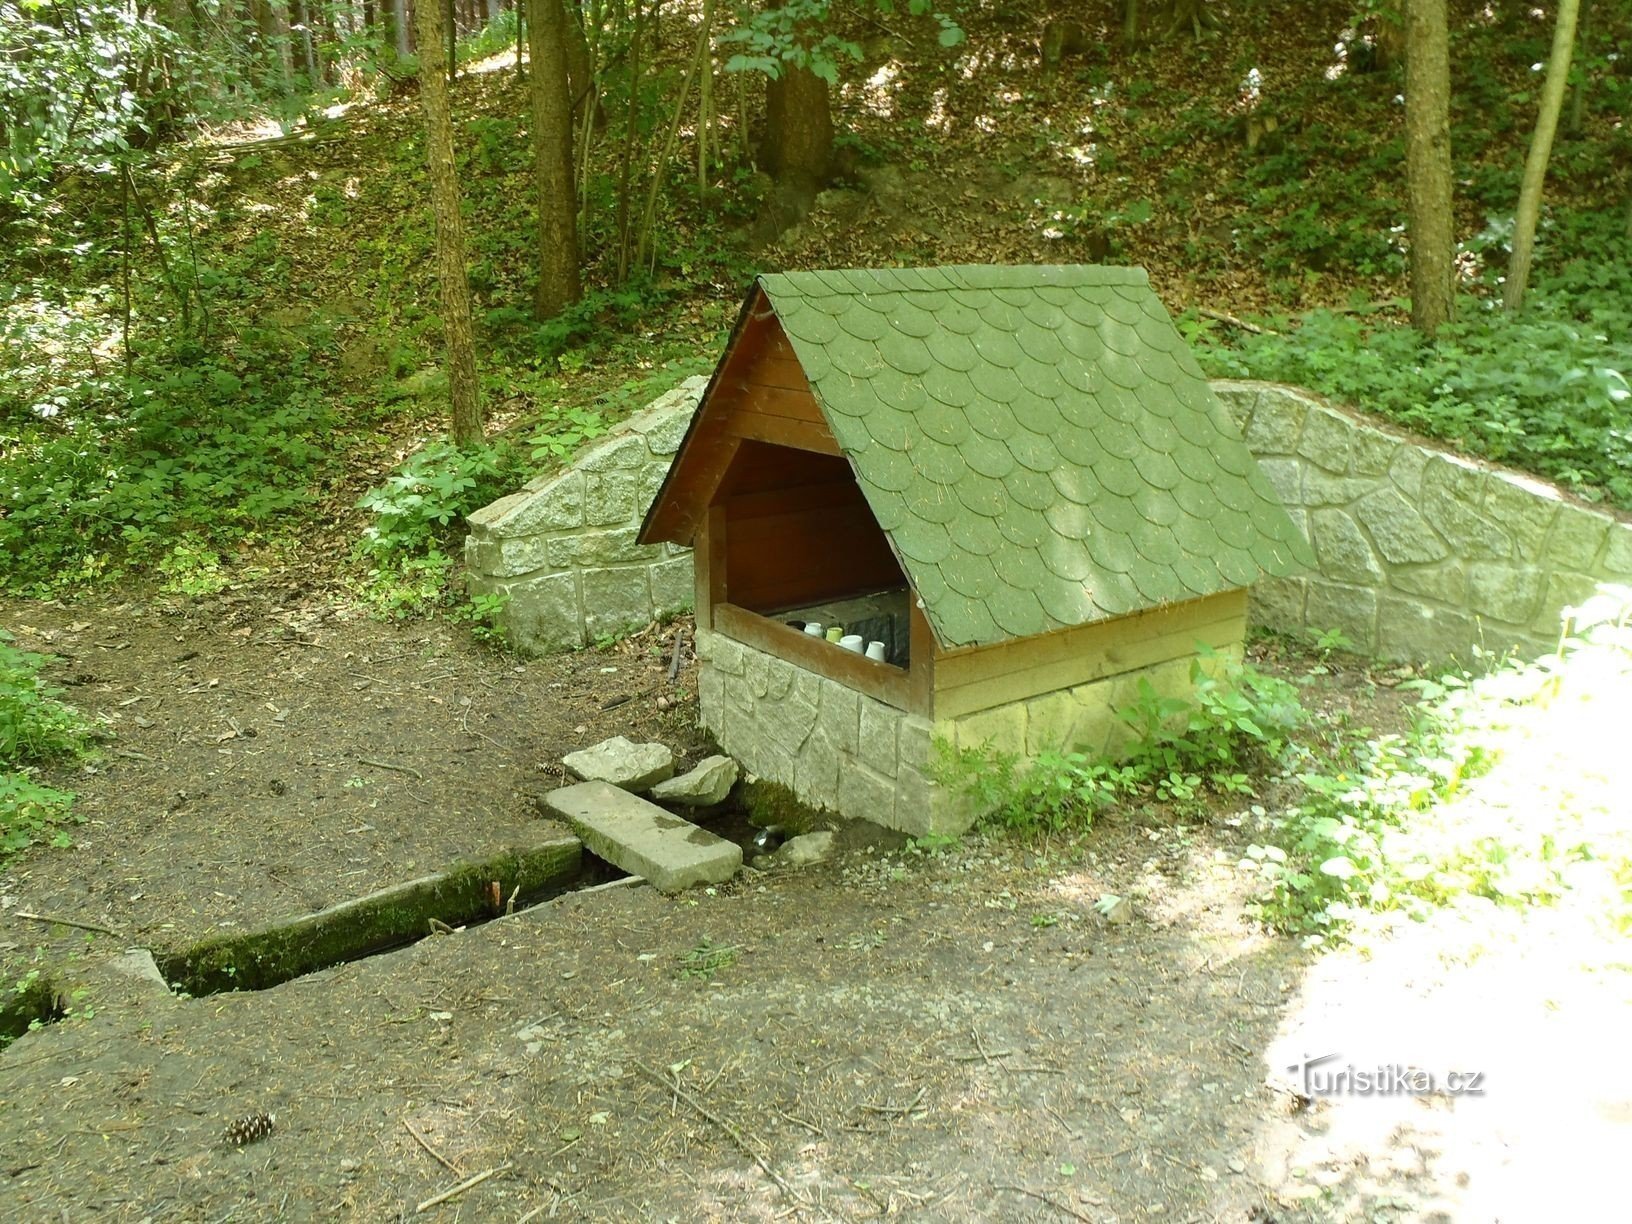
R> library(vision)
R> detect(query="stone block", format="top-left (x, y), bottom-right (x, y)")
top-left (1602, 526), bottom-right (1632, 579)
top-left (1242, 394), bottom-right (1304, 455)
top-left (637, 463), bottom-right (668, 517)
top-left (792, 729), bottom-right (841, 809)
top-left (1301, 468), bottom-right (1378, 508)
top-left (707, 632), bottom-right (745, 675)
top-left (544, 781), bottom-right (740, 893)
top-left (836, 760), bottom-right (898, 826)
top-left (483, 471), bottom-right (585, 536)
top-left (1254, 457), bottom-right (1303, 506)
top-left (761, 682), bottom-right (820, 757)
top-left (1391, 562), bottom-right (1467, 605)
top-left (1388, 446), bottom-right (1431, 499)
top-left (951, 703), bottom-right (1027, 757)
top-left (1303, 581), bottom-right (1378, 653)
top-left (499, 570), bottom-right (582, 653)
top-left (1532, 572), bottom-right (1603, 636)
top-left (1297, 406), bottom-right (1354, 473)
top-left (1482, 477), bottom-right (1560, 561)
top-left (546, 527), bottom-right (656, 569)
top-left (1353, 488), bottom-right (1449, 565)
top-left (1349, 426), bottom-right (1397, 477)
top-left (1210, 381), bottom-right (1264, 431)
top-left (581, 567), bottom-right (652, 640)
top-left (1422, 490), bottom-right (1511, 560)
top-left (650, 556), bottom-right (695, 613)
top-left (898, 716), bottom-right (934, 772)
top-left (1547, 508), bottom-right (1611, 572)
top-left (1376, 597), bottom-right (1478, 664)
top-left (816, 682), bottom-right (860, 757)
top-left (563, 736), bottom-right (675, 790)
top-left (650, 755), bottom-right (738, 806)
top-left (1248, 575), bottom-right (1306, 634)
top-left (638, 400), bottom-right (698, 456)
top-left (1024, 688), bottom-right (1089, 756)
top-left (1310, 509), bottom-right (1384, 584)
top-left (1468, 564), bottom-right (1544, 626)
top-left (577, 433), bottom-right (648, 472)
top-left (584, 469), bottom-right (642, 526)
top-left (697, 666), bottom-right (724, 722)
top-left (778, 830), bottom-right (835, 867)
top-left (857, 699), bottom-right (901, 777)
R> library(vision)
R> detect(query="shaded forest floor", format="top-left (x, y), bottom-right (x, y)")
top-left (4, 3), bottom-right (1632, 1218)
top-left (4, 593), bottom-right (1629, 1221)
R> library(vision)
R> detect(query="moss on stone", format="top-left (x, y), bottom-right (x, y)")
top-left (739, 778), bottom-right (824, 835)
top-left (158, 836), bottom-right (581, 996)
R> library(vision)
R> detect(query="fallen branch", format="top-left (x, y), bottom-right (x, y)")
top-left (403, 1118), bottom-right (462, 1176)
top-left (991, 1182), bottom-right (1094, 1222)
top-left (634, 1060), bottom-right (844, 1221)
top-left (415, 1163), bottom-right (509, 1213)
top-left (1197, 307), bottom-right (1277, 335)
top-left (667, 628), bottom-right (686, 684)
top-left (14, 910), bottom-right (124, 937)
top-left (357, 757), bottom-right (425, 782)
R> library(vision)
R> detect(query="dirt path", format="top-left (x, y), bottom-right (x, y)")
top-left (4, 591), bottom-right (1624, 1222)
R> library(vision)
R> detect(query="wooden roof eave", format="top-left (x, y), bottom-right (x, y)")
top-left (636, 284), bottom-right (769, 549)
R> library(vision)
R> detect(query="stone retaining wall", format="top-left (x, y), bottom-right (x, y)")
top-left (464, 377), bottom-right (707, 652)
top-left (468, 376), bottom-right (1632, 664)
top-left (1214, 382), bottom-right (1632, 661)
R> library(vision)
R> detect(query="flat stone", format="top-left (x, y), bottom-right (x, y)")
top-left (778, 830), bottom-right (835, 867)
top-left (650, 755), bottom-right (738, 806)
top-left (563, 736), bottom-right (674, 791)
top-left (544, 781), bottom-right (741, 893)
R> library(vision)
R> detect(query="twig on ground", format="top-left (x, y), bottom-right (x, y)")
top-left (861, 1086), bottom-right (927, 1116)
top-left (1197, 307), bottom-right (1277, 335)
top-left (356, 757), bottom-right (424, 781)
top-left (414, 1163), bottom-right (509, 1213)
top-left (774, 1107), bottom-right (825, 1136)
top-left (667, 629), bottom-right (686, 684)
top-left (991, 1182), bottom-right (1094, 1222)
top-left (14, 911), bottom-right (124, 937)
top-left (403, 1118), bottom-right (462, 1176)
top-left (634, 1060), bottom-right (845, 1221)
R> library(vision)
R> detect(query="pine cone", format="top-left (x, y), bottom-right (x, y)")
top-left (224, 1110), bottom-right (276, 1146)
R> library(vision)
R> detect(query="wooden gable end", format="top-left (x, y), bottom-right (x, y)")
top-left (638, 288), bottom-right (840, 549)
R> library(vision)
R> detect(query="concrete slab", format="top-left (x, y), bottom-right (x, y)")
top-left (543, 781), bottom-right (742, 894)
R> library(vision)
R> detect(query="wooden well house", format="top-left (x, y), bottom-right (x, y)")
top-left (638, 265), bottom-right (1311, 835)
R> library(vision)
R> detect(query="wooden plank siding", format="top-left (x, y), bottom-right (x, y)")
top-left (724, 485), bottom-right (904, 612)
top-left (930, 590), bottom-right (1248, 720)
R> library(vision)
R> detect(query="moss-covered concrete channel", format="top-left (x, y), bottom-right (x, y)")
top-left (4, 831), bottom-right (591, 1047)
top-left (160, 831), bottom-right (587, 995)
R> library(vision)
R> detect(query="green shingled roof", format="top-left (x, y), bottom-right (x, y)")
top-left (756, 265), bottom-right (1313, 649)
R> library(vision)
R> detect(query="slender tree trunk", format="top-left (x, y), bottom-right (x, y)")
top-left (561, 0), bottom-right (594, 123)
top-left (529, 0), bottom-right (583, 316)
top-left (290, 0), bottom-right (318, 82)
top-left (1404, 0), bottom-right (1454, 335)
top-left (698, 0), bottom-right (715, 192)
top-left (613, 0), bottom-right (643, 280)
top-left (415, 0), bottom-right (483, 446)
top-left (1505, 0), bottom-right (1580, 313)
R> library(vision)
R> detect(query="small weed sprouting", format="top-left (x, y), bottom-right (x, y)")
top-left (679, 937), bottom-right (740, 981)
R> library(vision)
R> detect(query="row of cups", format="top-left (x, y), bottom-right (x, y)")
top-left (800, 621), bottom-right (888, 662)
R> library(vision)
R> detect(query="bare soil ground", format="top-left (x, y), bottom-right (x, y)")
top-left (2, 591), bottom-right (1626, 1222)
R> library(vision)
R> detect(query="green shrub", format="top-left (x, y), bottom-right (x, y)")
top-left (1, 631), bottom-right (92, 862)
top-left (938, 649), bottom-right (1306, 835)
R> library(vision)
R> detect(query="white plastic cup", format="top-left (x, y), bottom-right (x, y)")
top-left (865, 641), bottom-right (887, 662)
top-left (804, 622), bottom-right (824, 637)
top-left (839, 634), bottom-right (865, 653)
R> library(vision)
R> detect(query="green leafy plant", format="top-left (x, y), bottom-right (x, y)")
top-left (679, 937), bottom-right (741, 980)
top-left (1, 631), bottom-right (93, 862)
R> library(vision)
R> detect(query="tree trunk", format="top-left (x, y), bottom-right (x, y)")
top-left (763, 63), bottom-right (831, 196)
top-left (415, 0), bottom-right (484, 446)
top-left (529, 0), bottom-right (583, 317)
top-left (561, 0), bottom-right (595, 123)
top-left (1404, 0), bottom-right (1454, 335)
top-left (290, 0), bottom-right (319, 82)
top-left (1505, 0), bottom-right (1580, 313)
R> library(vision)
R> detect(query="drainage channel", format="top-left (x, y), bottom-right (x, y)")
top-left (154, 832), bottom-right (605, 997)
